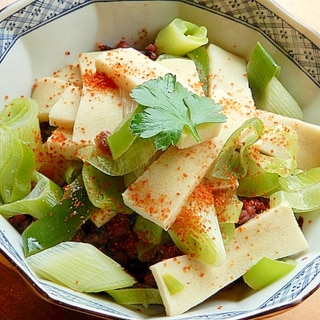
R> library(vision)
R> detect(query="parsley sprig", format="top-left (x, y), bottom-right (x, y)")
top-left (130, 73), bottom-right (227, 151)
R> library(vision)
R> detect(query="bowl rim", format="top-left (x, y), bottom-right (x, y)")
top-left (0, 0), bottom-right (320, 319)
top-left (1, 0), bottom-right (319, 88)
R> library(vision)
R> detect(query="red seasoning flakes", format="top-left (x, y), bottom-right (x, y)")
top-left (82, 70), bottom-right (118, 92)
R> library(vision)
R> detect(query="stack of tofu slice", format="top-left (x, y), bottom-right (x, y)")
top-left (31, 47), bottom-right (204, 161)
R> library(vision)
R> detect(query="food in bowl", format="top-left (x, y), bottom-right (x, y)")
top-left (0, 1), bottom-right (320, 318)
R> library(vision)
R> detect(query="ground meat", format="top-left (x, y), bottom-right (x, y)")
top-left (237, 197), bottom-right (270, 226)
top-left (94, 130), bottom-right (112, 155)
top-left (8, 214), bottom-right (34, 234)
top-left (97, 40), bottom-right (159, 60)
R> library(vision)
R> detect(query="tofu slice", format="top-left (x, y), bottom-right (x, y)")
top-left (150, 205), bottom-right (308, 316)
top-left (122, 139), bottom-right (219, 230)
top-left (46, 127), bottom-right (81, 160)
top-left (207, 43), bottom-right (254, 108)
top-left (95, 47), bottom-right (201, 94)
top-left (52, 63), bottom-right (82, 87)
top-left (72, 52), bottom-right (124, 145)
top-left (31, 77), bottom-right (71, 122)
top-left (49, 84), bottom-right (81, 129)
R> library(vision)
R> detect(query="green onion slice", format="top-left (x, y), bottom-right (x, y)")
top-left (107, 288), bottom-right (163, 305)
top-left (27, 241), bottom-right (136, 292)
top-left (155, 18), bottom-right (208, 56)
top-left (0, 172), bottom-right (62, 219)
top-left (243, 257), bottom-right (296, 290)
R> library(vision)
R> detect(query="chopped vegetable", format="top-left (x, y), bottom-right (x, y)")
top-left (82, 162), bottom-right (130, 211)
top-left (187, 46), bottom-right (210, 95)
top-left (162, 274), bottom-right (184, 295)
top-left (22, 175), bottom-right (96, 256)
top-left (155, 18), bottom-right (208, 56)
top-left (107, 288), bottom-right (163, 305)
top-left (247, 42), bottom-right (303, 119)
top-left (77, 136), bottom-right (157, 176)
top-left (168, 183), bottom-right (226, 265)
top-left (208, 117), bottom-right (298, 197)
top-left (0, 128), bottom-right (36, 203)
top-left (134, 215), bottom-right (163, 245)
top-left (0, 97), bottom-right (43, 168)
top-left (243, 257), bottom-right (297, 290)
top-left (106, 105), bottom-right (144, 160)
top-left (0, 172), bottom-right (62, 219)
top-left (27, 241), bottom-right (136, 292)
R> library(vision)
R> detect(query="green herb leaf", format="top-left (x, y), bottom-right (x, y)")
top-left (130, 73), bottom-right (226, 151)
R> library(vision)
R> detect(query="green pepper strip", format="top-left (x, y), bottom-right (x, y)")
top-left (22, 175), bottom-right (96, 257)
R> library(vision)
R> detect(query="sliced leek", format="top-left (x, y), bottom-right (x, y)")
top-left (0, 97), bottom-right (43, 168)
top-left (27, 241), bottom-right (136, 292)
top-left (155, 18), bottom-right (208, 56)
top-left (22, 175), bottom-right (95, 256)
top-left (247, 42), bottom-right (303, 119)
top-left (77, 136), bottom-right (157, 176)
top-left (0, 172), bottom-right (62, 219)
top-left (243, 257), bottom-right (296, 290)
top-left (169, 184), bottom-right (226, 265)
top-left (0, 128), bottom-right (35, 203)
top-left (134, 215), bottom-right (163, 245)
top-left (162, 274), bottom-right (184, 295)
top-left (270, 167), bottom-right (320, 212)
top-left (107, 288), bottom-right (163, 305)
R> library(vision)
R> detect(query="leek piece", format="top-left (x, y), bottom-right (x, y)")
top-left (247, 42), bottom-right (280, 101)
top-left (136, 232), bottom-right (171, 262)
top-left (134, 215), bottom-right (163, 245)
top-left (219, 222), bottom-right (235, 245)
top-left (243, 257), bottom-right (296, 290)
top-left (63, 160), bottom-right (83, 184)
top-left (123, 151), bottom-right (162, 187)
top-left (82, 162), bottom-right (131, 213)
top-left (209, 117), bottom-right (265, 181)
top-left (26, 241), bottom-right (136, 292)
top-left (259, 76), bottom-right (303, 119)
top-left (0, 97), bottom-right (43, 168)
top-left (237, 168), bottom-right (279, 197)
top-left (107, 288), bottom-right (163, 305)
top-left (77, 136), bottom-right (157, 176)
top-left (209, 118), bottom-right (298, 197)
top-left (0, 172), bottom-right (62, 219)
top-left (155, 18), bottom-right (208, 56)
top-left (168, 184), bottom-right (226, 265)
top-left (0, 128), bottom-right (35, 203)
top-left (279, 167), bottom-right (320, 191)
top-left (22, 175), bottom-right (96, 256)
top-left (106, 105), bottom-right (144, 160)
top-left (162, 274), bottom-right (184, 295)
top-left (136, 240), bottom-right (157, 262)
top-left (187, 46), bottom-right (209, 95)
top-left (256, 124), bottom-right (298, 177)
top-left (270, 182), bottom-right (320, 213)
top-left (270, 167), bottom-right (320, 212)
top-left (247, 42), bottom-right (303, 119)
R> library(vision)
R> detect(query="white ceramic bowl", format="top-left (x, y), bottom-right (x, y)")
top-left (0, 1), bottom-right (320, 319)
